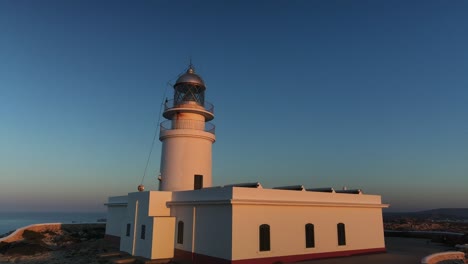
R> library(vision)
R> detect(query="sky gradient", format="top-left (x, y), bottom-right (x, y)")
top-left (1, 0), bottom-right (467, 212)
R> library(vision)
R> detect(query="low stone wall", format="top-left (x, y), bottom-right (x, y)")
top-left (0, 223), bottom-right (105, 243)
top-left (421, 251), bottom-right (466, 264)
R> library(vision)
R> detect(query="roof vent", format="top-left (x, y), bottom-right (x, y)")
top-left (224, 182), bottom-right (263, 189)
top-left (306, 187), bottom-right (335, 193)
top-left (335, 189), bottom-right (363, 194)
top-left (273, 185), bottom-right (305, 191)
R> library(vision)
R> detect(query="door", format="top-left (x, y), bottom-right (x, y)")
top-left (194, 175), bottom-right (203, 190)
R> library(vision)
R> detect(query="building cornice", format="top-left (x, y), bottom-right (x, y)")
top-left (167, 199), bottom-right (389, 208)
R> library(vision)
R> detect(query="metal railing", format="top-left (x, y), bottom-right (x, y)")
top-left (164, 99), bottom-right (214, 115)
top-left (160, 120), bottom-right (215, 135)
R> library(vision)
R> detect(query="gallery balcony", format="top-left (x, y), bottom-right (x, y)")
top-left (163, 100), bottom-right (214, 121)
top-left (160, 120), bottom-right (216, 135)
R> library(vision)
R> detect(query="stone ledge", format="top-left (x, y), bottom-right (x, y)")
top-left (421, 251), bottom-right (466, 264)
top-left (0, 223), bottom-right (105, 243)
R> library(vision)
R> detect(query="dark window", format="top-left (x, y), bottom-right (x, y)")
top-left (259, 224), bottom-right (270, 251)
top-left (141, 225), bottom-right (146, 240)
top-left (177, 221), bottom-right (184, 244)
top-left (194, 175), bottom-right (203, 190)
top-left (305, 223), bottom-right (315, 248)
top-left (126, 223), bottom-right (131, 237)
top-left (337, 223), bottom-right (346, 246)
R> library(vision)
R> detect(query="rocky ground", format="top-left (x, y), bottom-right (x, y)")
top-left (0, 225), bottom-right (117, 264)
top-left (385, 218), bottom-right (468, 247)
top-left (385, 219), bottom-right (468, 234)
top-left (1, 222), bottom-right (466, 264)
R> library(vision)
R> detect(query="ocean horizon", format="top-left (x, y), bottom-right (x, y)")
top-left (0, 211), bottom-right (107, 235)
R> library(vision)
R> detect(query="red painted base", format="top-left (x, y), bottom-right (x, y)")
top-left (104, 234), bottom-right (121, 247)
top-left (174, 247), bottom-right (386, 264)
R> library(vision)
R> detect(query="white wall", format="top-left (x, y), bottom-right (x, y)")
top-left (151, 217), bottom-right (176, 259)
top-left (119, 194), bottom-right (138, 255)
top-left (170, 204), bottom-right (233, 261)
top-left (229, 188), bottom-right (387, 261)
top-left (105, 195), bottom-right (128, 237)
top-left (119, 191), bottom-right (173, 259)
top-left (171, 187), bottom-right (233, 202)
top-left (168, 186), bottom-right (386, 261)
top-left (231, 204), bottom-right (385, 260)
top-left (133, 212), bottom-right (154, 259)
top-left (171, 205), bottom-right (195, 253)
top-left (148, 191), bottom-right (172, 216)
top-left (159, 129), bottom-right (215, 191)
top-left (194, 205), bottom-right (232, 260)
top-left (117, 187), bottom-right (386, 262)
top-left (105, 205), bottom-right (127, 237)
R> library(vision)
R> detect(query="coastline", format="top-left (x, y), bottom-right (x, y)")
top-left (0, 222), bottom-right (105, 243)
top-left (0, 212), bottom-right (106, 235)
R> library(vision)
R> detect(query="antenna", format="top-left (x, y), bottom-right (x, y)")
top-left (188, 56), bottom-right (195, 72)
top-left (138, 81), bottom-right (170, 190)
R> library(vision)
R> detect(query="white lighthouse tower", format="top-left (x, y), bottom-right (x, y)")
top-left (158, 65), bottom-right (215, 191)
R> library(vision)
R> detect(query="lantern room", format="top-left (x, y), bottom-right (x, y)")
top-left (173, 66), bottom-right (205, 107)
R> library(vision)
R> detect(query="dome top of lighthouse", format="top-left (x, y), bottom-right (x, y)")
top-left (175, 66), bottom-right (205, 87)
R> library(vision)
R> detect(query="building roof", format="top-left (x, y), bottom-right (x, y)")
top-left (106, 183), bottom-right (388, 208)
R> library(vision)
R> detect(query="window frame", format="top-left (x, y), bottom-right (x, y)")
top-left (177, 221), bottom-right (184, 244)
top-left (126, 223), bottom-right (131, 237)
top-left (141, 224), bottom-right (146, 240)
top-left (259, 224), bottom-right (271, 251)
top-left (305, 223), bottom-right (315, 248)
top-left (337, 223), bottom-right (346, 246)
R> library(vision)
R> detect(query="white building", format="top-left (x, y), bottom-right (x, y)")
top-left (105, 66), bottom-right (389, 264)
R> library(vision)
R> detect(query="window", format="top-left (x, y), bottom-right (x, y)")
top-left (194, 175), bottom-right (203, 190)
top-left (141, 225), bottom-right (146, 240)
top-left (126, 223), bottom-right (131, 237)
top-left (305, 223), bottom-right (315, 248)
top-left (259, 224), bottom-right (270, 251)
top-left (337, 223), bottom-right (346, 246)
top-left (177, 221), bottom-right (184, 244)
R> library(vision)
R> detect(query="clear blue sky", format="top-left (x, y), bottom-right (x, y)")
top-left (1, 0), bottom-right (467, 212)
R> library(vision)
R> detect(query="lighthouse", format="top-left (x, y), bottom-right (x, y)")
top-left (105, 65), bottom-right (388, 263)
top-left (158, 65), bottom-right (216, 191)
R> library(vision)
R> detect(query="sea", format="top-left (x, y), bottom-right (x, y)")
top-left (0, 212), bottom-right (107, 236)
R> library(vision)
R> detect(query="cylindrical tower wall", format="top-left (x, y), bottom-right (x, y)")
top-left (171, 112), bottom-right (205, 130)
top-left (159, 130), bottom-right (215, 191)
